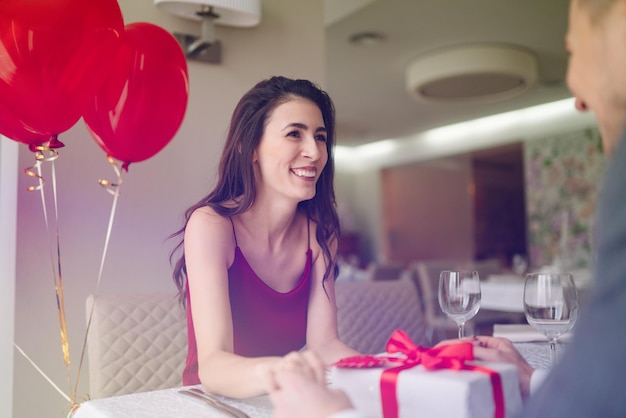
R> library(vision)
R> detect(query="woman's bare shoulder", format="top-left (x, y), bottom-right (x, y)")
top-left (187, 206), bottom-right (232, 237)
top-left (185, 206), bottom-right (236, 265)
top-left (190, 205), bottom-right (222, 219)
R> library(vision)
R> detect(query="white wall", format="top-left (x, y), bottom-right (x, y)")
top-left (335, 169), bottom-right (383, 262)
top-left (1, 137), bottom-right (18, 418)
top-left (335, 103), bottom-right (598, 265)
top-left (12, 1), bottom-right (325, 416)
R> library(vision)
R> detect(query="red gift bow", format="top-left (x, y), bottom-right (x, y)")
top-left (336, 330), bottom-right (505, 418)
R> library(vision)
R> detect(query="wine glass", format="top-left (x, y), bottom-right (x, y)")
top-left (523, 272), bottom-right (578, 365)
top-left (438, 270), bottom-right (481, 338)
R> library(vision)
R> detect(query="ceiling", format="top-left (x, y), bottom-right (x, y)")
top-left (325, 0), bottom-right (573, 146)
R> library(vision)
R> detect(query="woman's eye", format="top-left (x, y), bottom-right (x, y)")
top-left (315, 134), bottom-right (327, 142)
top-left (287, 130), bottom-right (301, 138)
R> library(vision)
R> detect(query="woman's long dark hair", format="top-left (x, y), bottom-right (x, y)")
top-left (169, 76), bottom-right (340, 303)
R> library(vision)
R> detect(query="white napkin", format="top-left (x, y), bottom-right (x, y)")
top-left (492, 324), bottom-right (573, 342)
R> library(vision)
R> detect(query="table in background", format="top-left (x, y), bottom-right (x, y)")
top-left (481, 271), bottom-right (592, 313)
top-left (481, 275), bottom-right (525, 312)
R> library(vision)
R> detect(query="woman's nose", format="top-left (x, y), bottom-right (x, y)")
top-left (302, 136), bottom-right (322, 160)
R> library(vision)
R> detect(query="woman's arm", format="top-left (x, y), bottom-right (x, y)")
top-left (184, 208), bottom-right (281, 398)
top-left (305, 229), bottom-right (360, 364)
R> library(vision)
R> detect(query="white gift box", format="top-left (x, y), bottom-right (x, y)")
top-left (330, 360), bottom-right (522, 418)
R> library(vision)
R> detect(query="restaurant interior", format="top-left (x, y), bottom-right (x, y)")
top-left (0, 0), bottom-right (603, 416)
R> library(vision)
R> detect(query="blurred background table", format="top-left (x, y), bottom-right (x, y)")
top-left (481, 276), bottom-right (525, 312)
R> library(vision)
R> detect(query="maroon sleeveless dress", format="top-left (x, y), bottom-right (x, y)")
top-left (182, 217), bottom-right (312, 385)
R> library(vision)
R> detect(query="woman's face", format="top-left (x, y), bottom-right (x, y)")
top-left (253, 97), bottom-right (329, 203)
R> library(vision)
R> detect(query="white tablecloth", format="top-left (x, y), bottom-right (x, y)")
top-left (71, 385), bottom-right (273, 418)
top-left (514, 341), bottom-right (568, 369)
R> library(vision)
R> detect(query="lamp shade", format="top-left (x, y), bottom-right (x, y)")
top-left (154, 0), bottom-right (261, 27)
top-left (406, 44), bottom-right (538, 103)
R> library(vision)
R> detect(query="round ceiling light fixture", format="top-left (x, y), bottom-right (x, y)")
top-left (349, 31), bottom-right (386, 47)
top-left (406, 43), bottom-right (538, 103)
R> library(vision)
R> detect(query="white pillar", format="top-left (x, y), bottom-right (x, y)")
top-left (0, 136), bottom-right (18, 417)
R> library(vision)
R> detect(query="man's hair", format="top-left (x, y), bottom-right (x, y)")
top-left (576, 0), bottom-right (619, 24)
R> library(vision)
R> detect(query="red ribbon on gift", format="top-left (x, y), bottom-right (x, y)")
top-left (336, 330), bottom-right (505, 418)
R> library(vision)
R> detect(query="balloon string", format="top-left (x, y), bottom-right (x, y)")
top-left (73, 156), bottom-right (123, 401)
top-left (25, 147), bottom-right (74, 404)
top-left (14, 343), bottom-right (71, 402)
top-left (50, 157), bottom-right (74, 401)
top-left (95, 156), bottom-right (123, 290)
top-left (23, 147), bottom-right (76, 409)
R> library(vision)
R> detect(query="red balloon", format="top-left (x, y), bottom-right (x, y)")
top-left (0, 101), bottom-right (52, 146)
top-left (0, 0), bottom-right (124, 135)
top-left (84, 22), bottom-right (189, 167)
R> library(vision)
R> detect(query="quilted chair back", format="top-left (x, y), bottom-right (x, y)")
top-left (85, 293), bottom-right (187, 399)
top-left (335, 279), bottom-right (428, 354)
top-left (364, 261), bottom-right (407, 281)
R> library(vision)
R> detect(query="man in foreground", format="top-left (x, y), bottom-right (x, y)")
top-left (263, 0), bottom-right (626, 416)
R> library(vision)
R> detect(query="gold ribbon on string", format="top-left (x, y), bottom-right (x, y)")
top-left (21, 146), bottom-right (129, 414)
top-left (21, 151), bottom-right (126, 412)
top-left (23, 145), bottom-right (74, 404)
top-left (23, 145), bottom-right (59, 192)
top-left (97, 155), bottom-right (123, 195)
top-left (67, 401), bottom-right (83, 417)
top-left (73, 155), bottom-right (124, 407)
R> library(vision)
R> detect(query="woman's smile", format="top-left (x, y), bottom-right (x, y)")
top-left (291, 166), bottom-right (317, 180)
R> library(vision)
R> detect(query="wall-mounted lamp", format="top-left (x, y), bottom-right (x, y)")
top-left (154, 0), bottom-right (261, 63)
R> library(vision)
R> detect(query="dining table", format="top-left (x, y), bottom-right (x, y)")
top-left (71, 340), bottom-right (560, 418)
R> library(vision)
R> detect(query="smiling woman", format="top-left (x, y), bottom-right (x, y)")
top-left (168, 76), bottom-right (359, 398)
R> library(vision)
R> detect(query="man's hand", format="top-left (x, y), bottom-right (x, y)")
top-left (260, 351), bottom-right (354, 418)
top-left (472, 336), bottom-right (535, 398)
top-left (436, 336), bottom-right (535, 398)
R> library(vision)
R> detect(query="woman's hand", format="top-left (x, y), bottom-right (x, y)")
top-left (260, 351), bottom-right (354, 418)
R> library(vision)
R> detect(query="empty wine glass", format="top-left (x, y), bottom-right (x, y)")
top-left (524, 272), bottom-right (578, 365)
top-left (438, 270), bottom-right (481, 338)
